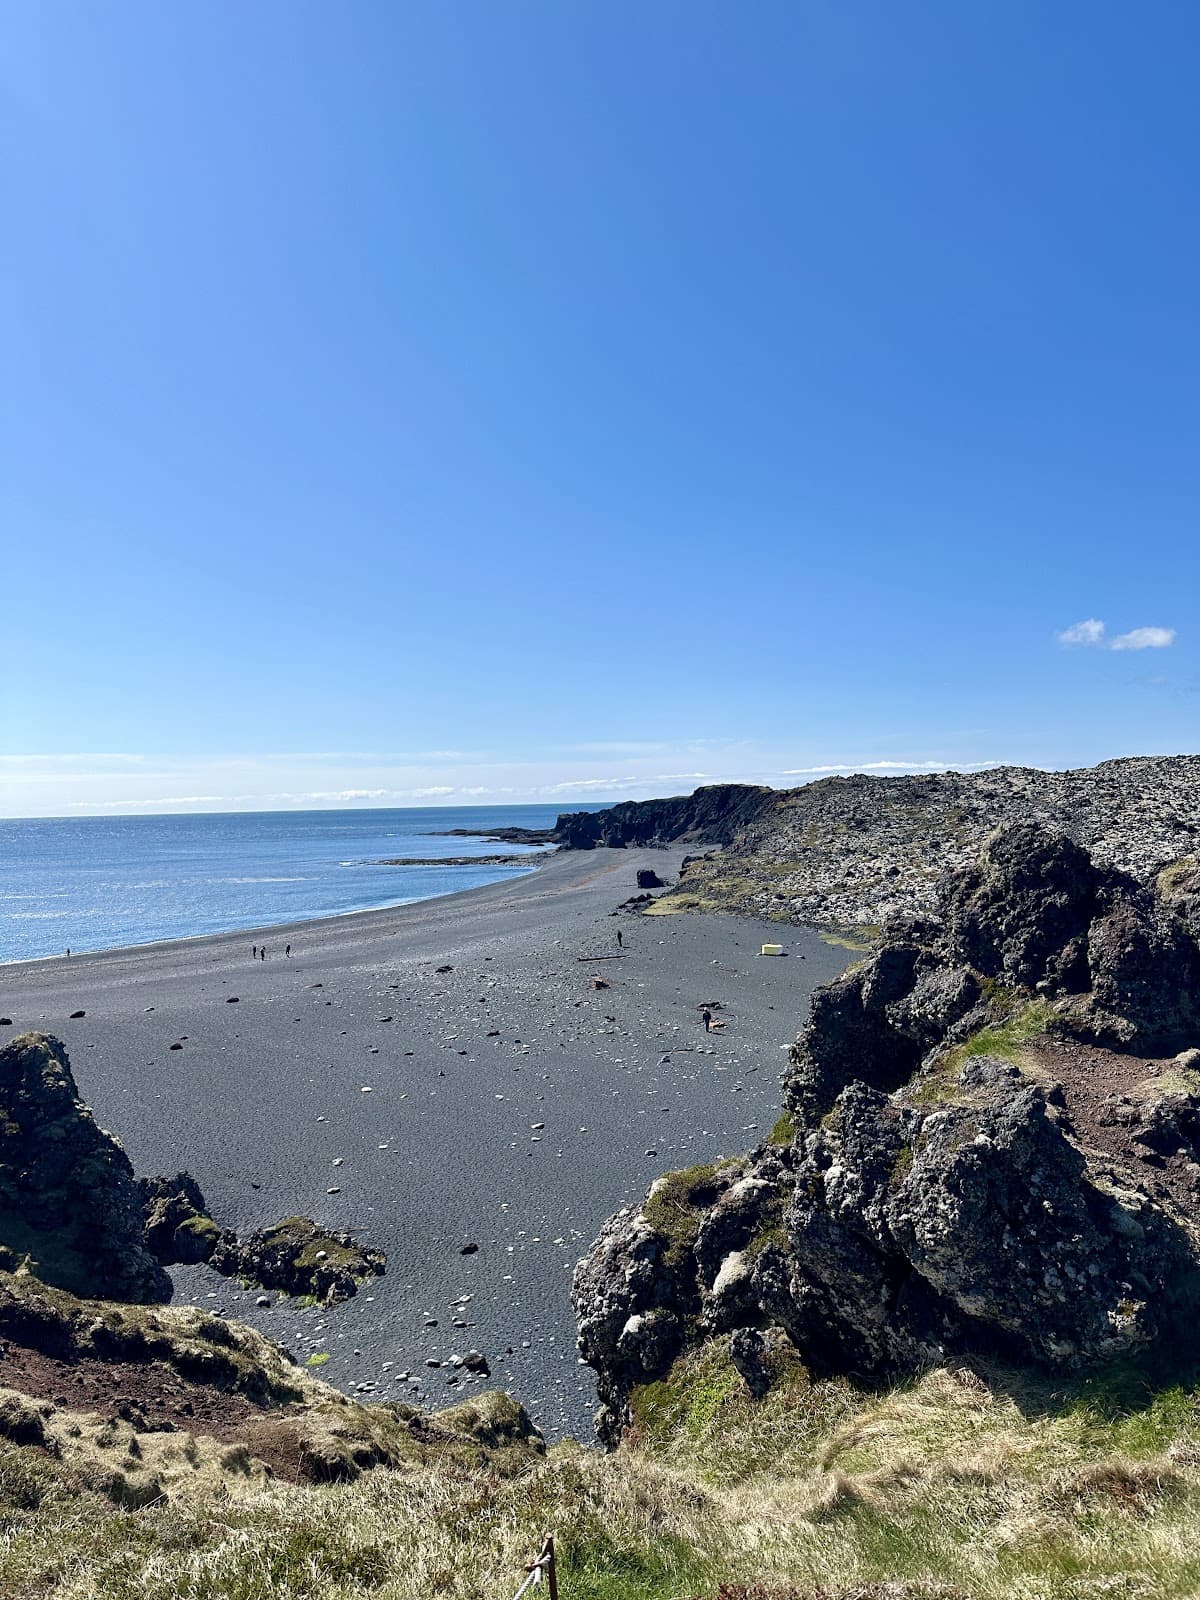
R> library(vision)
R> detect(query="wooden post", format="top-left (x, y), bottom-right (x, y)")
top-left (545, 1534), bottom-right (558, 1600)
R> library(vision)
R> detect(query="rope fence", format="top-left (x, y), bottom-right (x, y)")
top-left (511, 1534), bottom-right (558, 1600)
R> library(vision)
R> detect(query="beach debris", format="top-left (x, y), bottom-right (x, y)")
top-left (591, 977), bottom-right (611, 989)
top-left (309, 983), bottom-right (323, 989)
top-left (361, 1085), bottom-right (373, 1092)
top-left (460, 1242), bottom-right (479, 1255)
top-left (436, 965), bottom-right (454, 974)
top-left (0, 1019), bottom-right (11, 1028)
top-left (331, 1158), bottom-right (343, 1167)
top-left (760, 942), bottom-right (785, 956)
top-left (226, 996), bottom-right (239, 1003)
top-left (327, 1186), bottom-right (342, 1195)
top-left (169, 1042), bottom-right (183, 1051)
top-left (69, 1010), bottom-right (85, 1019)
top-left (255, 1295), bottom-right (271, 1307)
top-left (463, 1350), bottom-right (490, 1376)
top-left (578, 954), bottom-right (627, 962)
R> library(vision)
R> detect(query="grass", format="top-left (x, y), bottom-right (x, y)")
top-left (818, 928), bottom-right (879, 952)
top-left (643, 1164), bottom-right (739, 1270)
top-left (7, 1336), bottom-right (1200, 1596)
top-left (904, 1000), bottom-right (1058, 1107)
top-left (949, 998), bottom-right (1057, 1067)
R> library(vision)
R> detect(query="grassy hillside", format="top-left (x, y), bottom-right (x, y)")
top-left (5, 1321), bottom-right (1200, 1599)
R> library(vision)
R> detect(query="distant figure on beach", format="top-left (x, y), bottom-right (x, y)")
top-left (260, 946), bottom-right (266, 961)
top-left (616, 929), bottom-right (623, 948)
top-left (252, 945), bottom-right (257, 959)
top-left (285, 943), bottom-right (291, 958)
top-left (65, 948), bottom-right (71, 958)
top-left (701, 1006), bottom-right (713, 1032)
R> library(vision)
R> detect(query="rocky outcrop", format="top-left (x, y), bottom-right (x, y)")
top-left (140, 1178), bottom-right (385, 1304)
top-left (634, 756), bottom-right (1200, 930)
top-left (139, 1172), bottom-right (222, 1266)
top-left (209, 1217), bottom-right (385, 1304)
top-left (574, 824), bottom-right (1200, 1444)
top-left (0, 1034), bottom-right (171, 1302)
top-left (553, 785), bottom-right (774, 850)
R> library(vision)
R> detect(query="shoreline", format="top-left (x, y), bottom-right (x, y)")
top-left (1, 850), bottom-right (561, 974)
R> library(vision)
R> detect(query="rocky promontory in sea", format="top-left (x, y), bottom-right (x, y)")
top-left (506, 756), bottom-right (1200, 934)
top-left (573, 824), bottom-right (1200, 1444)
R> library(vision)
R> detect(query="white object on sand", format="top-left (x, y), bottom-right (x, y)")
top-left (761, 943), bottom-right (784, 956)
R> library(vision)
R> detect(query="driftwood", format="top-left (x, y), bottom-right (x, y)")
top-left (576, 954), bottom-right (629, 962)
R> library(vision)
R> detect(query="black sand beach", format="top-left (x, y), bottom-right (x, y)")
top-left (0, 847), bottom-right (850, 1441)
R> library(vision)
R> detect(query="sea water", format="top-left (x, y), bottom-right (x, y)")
top-left (0, 805), bottom-right (579, 963)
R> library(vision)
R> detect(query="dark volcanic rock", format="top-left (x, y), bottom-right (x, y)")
top-left (785, 926), bottom-right (981, 1122)
top-left (555, 785), bottom-right (774, 851)
top-left (636, 868), bottom-right (665, 889)
top-left (649, 756), bottom-right (1200, 930)
top-left (574, 823), bottom-right (1200, 1443)
top-left (942, 824), bottom-right (1101, 988)
top-left (0, 1033), bottom-right (171, 1303)
top-left (139, 1173), bottom-right (221, 1266)
top-left (209, 1217), bottom-right (385, 1305)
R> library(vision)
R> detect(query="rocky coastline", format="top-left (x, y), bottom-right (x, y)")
top-left (446, 757), bottom-right (1200, 936)
top-left (574, 823), bottom-right (1200, 1444)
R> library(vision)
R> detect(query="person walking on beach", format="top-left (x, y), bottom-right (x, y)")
top-left (701, 1005), bottom-right (713, 1032)
top-left (616, 929), bottom-right (623, 949)
top-left (252, 945), bottom-right (257, 960)
top-left (285, 943), bottom-right (291, 958)
top-left (260, 946), bottom-right (266, 961)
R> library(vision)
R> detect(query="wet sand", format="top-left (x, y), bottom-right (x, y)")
top-left (0, 847), bottom-right (851, 1441)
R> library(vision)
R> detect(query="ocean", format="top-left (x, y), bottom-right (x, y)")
top-left (0, 805), bottom-right (579, 964)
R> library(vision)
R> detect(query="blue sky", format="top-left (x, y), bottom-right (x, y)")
top-left (3, 1), bottom-right (1196, 817)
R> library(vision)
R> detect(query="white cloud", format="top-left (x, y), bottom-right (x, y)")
top-left (1058, 619), bottom-right (1107, 646)
top-left (1109, 626), bottom-right (1176, 651)
top-left (1057, 620), bottom-right (1176, 651)
top-left (534, 772), bottom-right (711, 797)
top-left (782, 760), bottom-right (1005, 776)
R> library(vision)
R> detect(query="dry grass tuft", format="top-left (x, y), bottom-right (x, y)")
top-left (7, 1335), bottom-right (1200, 1596)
